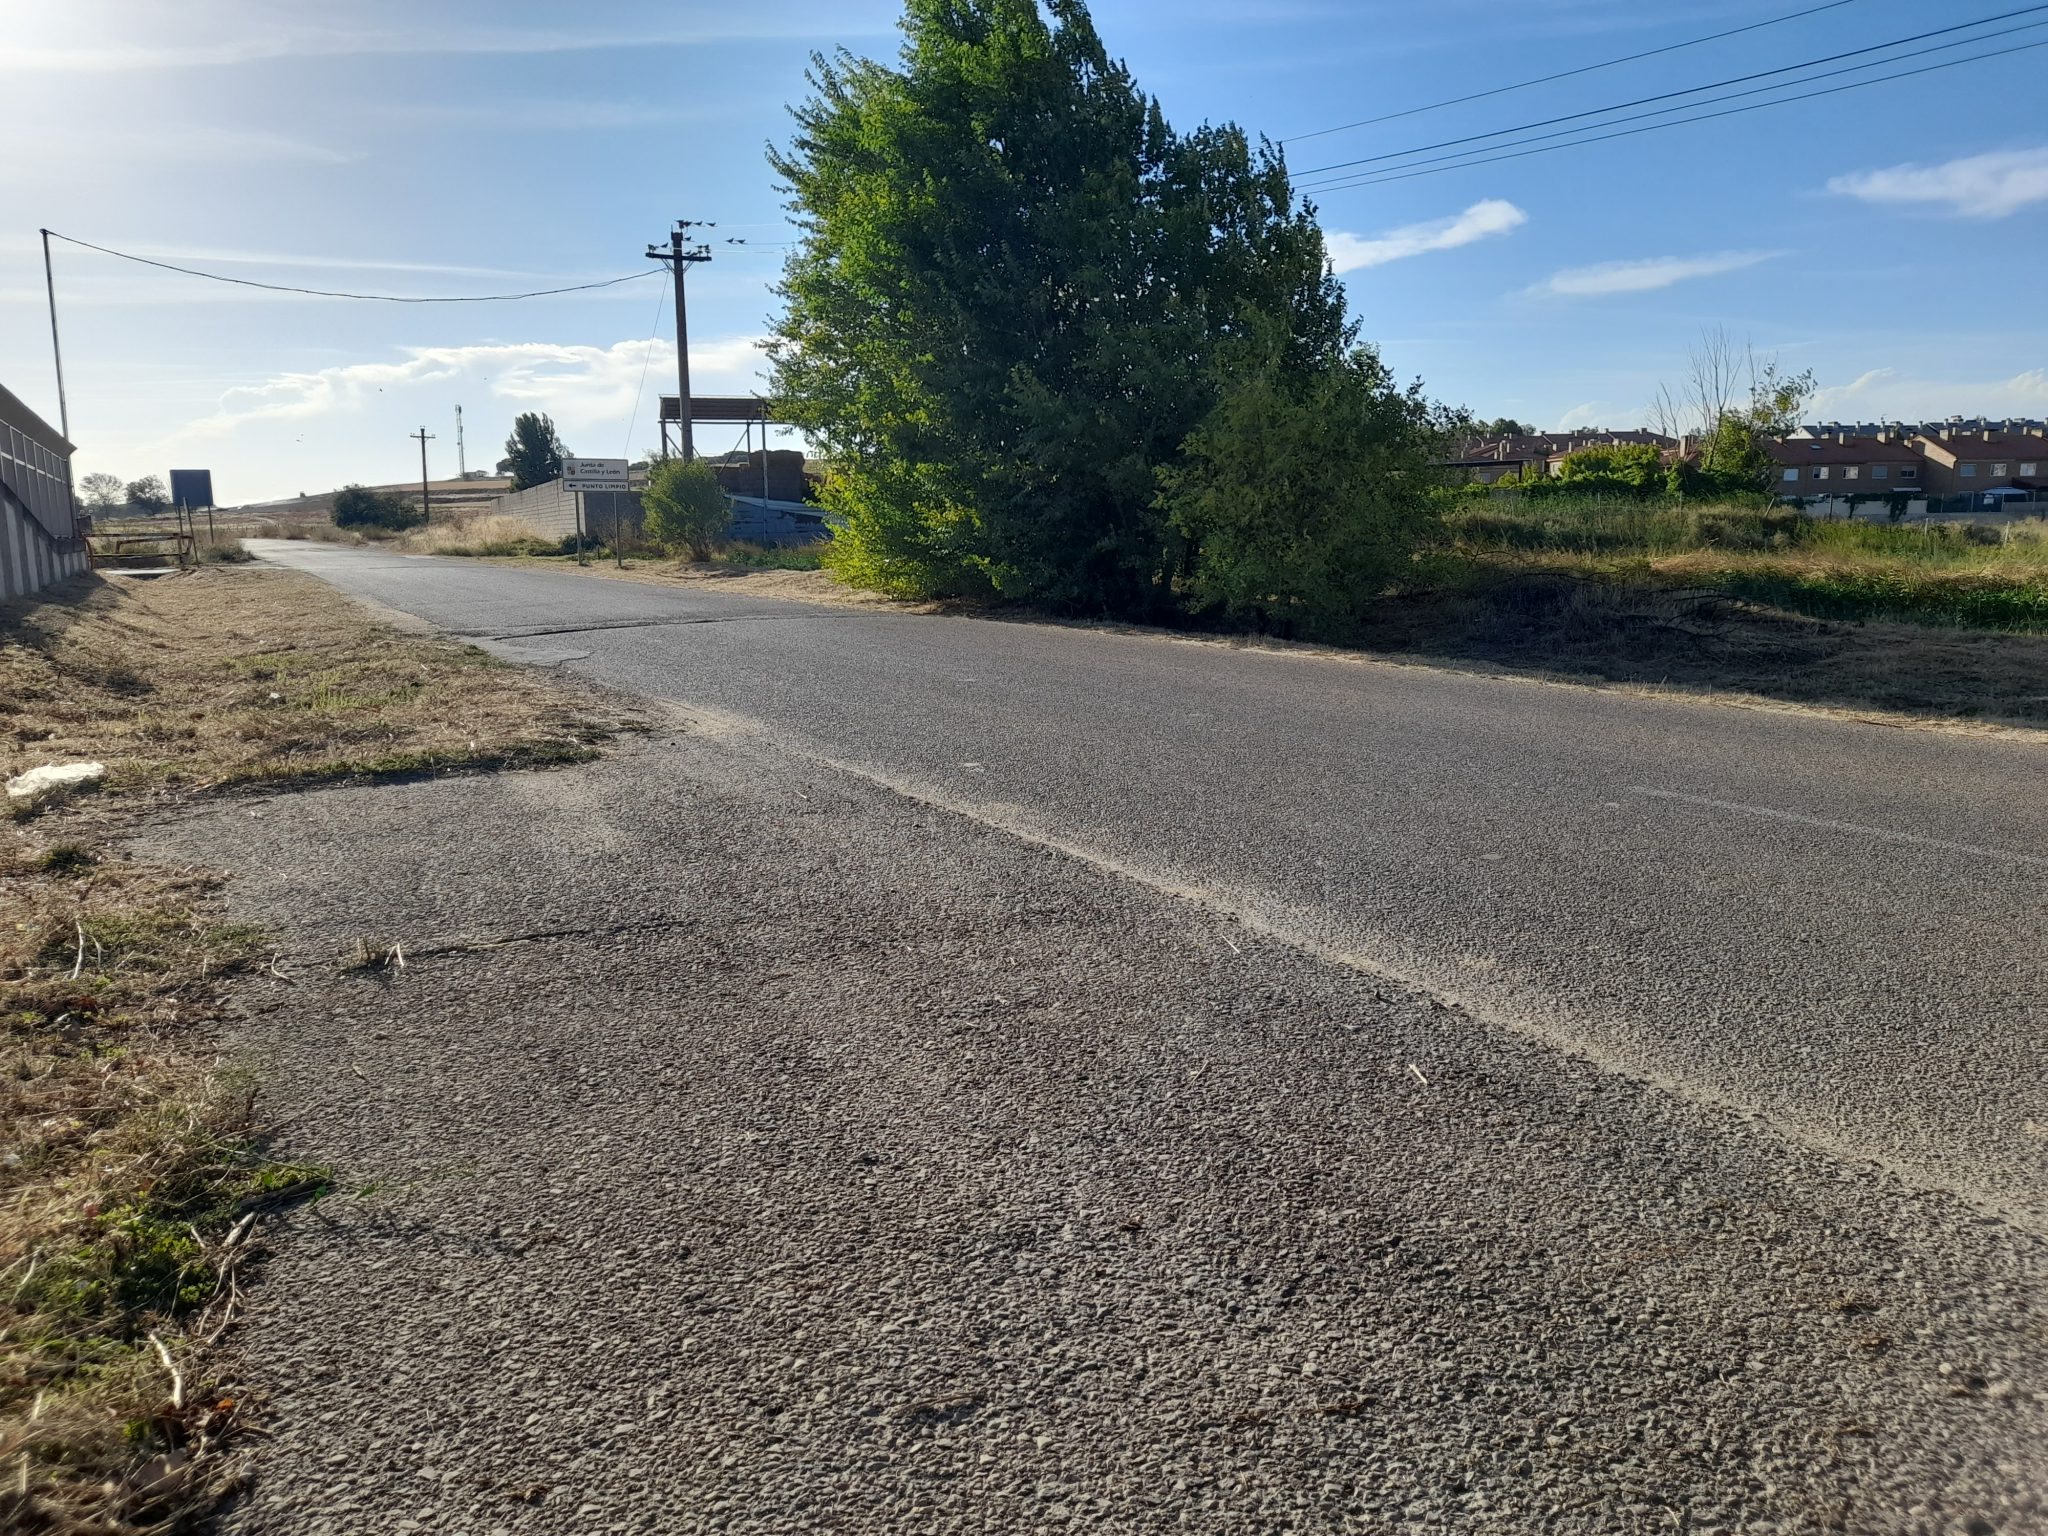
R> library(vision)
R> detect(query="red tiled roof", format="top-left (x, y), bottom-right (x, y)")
top-left (1770, 436), bottom-right (1928, 466)
top-left (1912, 430), bottom-right (2048, 462)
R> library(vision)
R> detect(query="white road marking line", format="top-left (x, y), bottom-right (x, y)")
top-left (1627, 787), bottom-right (2048, 870)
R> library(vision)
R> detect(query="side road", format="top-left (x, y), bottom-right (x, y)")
top-left (158, 728), bottom-right (2047, 1534)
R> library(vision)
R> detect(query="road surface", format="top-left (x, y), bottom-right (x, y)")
top-left (171, 540), bottom-right (2048, 1532)
top-left (245, 539), bottom-right (2048, 1228)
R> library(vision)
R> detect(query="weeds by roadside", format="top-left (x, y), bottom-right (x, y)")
top-left (1442, 503), bottom-right (2048, 632)
top-left (0, 564), bottom-right (631, 1529)
top-left (1, 842), bottom-right (327, 1531)
top-left (1, 567), bottom-right (628, 806)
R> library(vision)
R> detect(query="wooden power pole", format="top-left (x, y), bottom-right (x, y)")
top-left (410, 427), bottom-right (435, 522)
top-left (645, 221), bottom-right (713, 461)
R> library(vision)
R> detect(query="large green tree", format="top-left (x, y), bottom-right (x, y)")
top-left (769, 0), bottom-right (1357, 617)
top-left (502, 412), bottom-right (567, 492)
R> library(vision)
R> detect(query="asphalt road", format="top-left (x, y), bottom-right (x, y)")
top-left (176, 728), bottom-right (2047, 1535)
top-left (244, 540), bottom-right (2048, 1227)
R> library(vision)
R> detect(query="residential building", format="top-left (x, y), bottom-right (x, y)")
top-left (1905, 425), bottom-right (2048, 499)
top-left (1769, 432), bottom-right (1930, 498)
top-left (1444, 430), bottom-right (1675, 485)
top-left (1, 380), bottom-right (89, 600)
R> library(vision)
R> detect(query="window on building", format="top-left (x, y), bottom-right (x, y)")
top-left (1815, 466), bottom-right (1830, 479)
top-left (1872, 465), bottom-right (1888, 479)
top-left (1961, 464), bottom-right (1977, 478)
top-left (2022, 462), bottom-right (2039, 476)
top-left (1992, 463), bottom-right (2008, 478)
top-left (1900, 466), bottom-right (1917, 479)
top-left (1843, 466), bottom-right (1860, 480)
top-left (1781, 468), bottom-right (1798, 482)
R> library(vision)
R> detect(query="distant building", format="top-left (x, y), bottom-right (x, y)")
top-left (1, 380), bottom-right (89, 600)
top-left (1442, 430), bottom-right (1676, 484)
top-left (1906, 425), bottom-right (2048, 499)
top-left (1769, 431), bottom-right (1930, 496)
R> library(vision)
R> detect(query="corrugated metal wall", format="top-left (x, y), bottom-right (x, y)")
top-left (491, 479), bottom-right (643, 541)
top-left (1, 494), bottom-right (91, 599)
top-left (0, 383), bottom-right (89, 600)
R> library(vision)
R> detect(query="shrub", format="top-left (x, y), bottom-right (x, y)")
top-left (331, 484), bottom-right (424, 532)
top-left (1555, 443), bottom-right (1664, 495)
top-left (1158, 337), bottom-right (1453, 640)
top-left (642, 459), bottom-right (731, 559)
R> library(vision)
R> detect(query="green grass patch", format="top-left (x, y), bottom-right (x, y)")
top-left (1441, 502), bottom-right (2048, 632)
top-left (716, 540), bottom-right (827, 571)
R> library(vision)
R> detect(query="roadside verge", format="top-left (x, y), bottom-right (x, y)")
top-left (1, 567), bottom-right (635, 1531)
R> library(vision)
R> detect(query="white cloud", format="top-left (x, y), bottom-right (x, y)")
top-left (1324, 200), bottom-right (1526, 273)
top-left (1526, 250), bottom-right (1781, 298)
top-left (1808, 366), bottom-right (2048, 420)
top-left (0, 125), bottom-right (350, 177)
top-left (1554, 402), bottom-right (1608, 431)
top-left (0, 2), bottom-right (891, 72)
top-left (1826, 147), bottom-right (2048, 220)
top-left (180, 336), bottom-right (772, 441)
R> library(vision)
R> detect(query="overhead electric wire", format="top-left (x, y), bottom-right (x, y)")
top-left (1299, 35), bottom-right (2048, 195)
top-left (1283, 0), bottom-right (1869, 144)
top-left (41, 229), bottom-right (660, 302)
top-left (1292, 16), bottom-right (2048, 193)
top-left (623, 281), bottom-right (670, 457)
top-left (1290, 4), bottom-right (2048, 182)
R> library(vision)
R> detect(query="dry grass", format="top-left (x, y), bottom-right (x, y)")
top-left (0, 566), bottom-right (629, 1529)
top-left (1, 840), bottom-right (324, 1531)
top-left (1, 566), bottom-right (628, 807)
top-left (394, 514), bottom-right (565, 558)
top-left (478, 553), bottom-right (930, 612)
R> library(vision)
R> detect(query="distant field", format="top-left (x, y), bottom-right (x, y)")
top-left (1441, 499), bottom-right (2048, 633)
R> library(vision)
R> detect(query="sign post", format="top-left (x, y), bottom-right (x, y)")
top-left (561, 458), bottom-right (629, 567)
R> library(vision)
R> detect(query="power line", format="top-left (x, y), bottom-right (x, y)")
top-left (41, 229), bottom-right (660, 302)
top-left (623, 280), bottom-right (670, 458)
top-left (1283, 0), bottom-right (1869, 144)
top-left (1293, 17), bottom-right (2048, 192)
top-left (1301, 35), bottom-right (2048, 195)
top-left (1290, 4), bottom-right (2048, 182)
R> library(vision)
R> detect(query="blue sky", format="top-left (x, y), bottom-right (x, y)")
top-left (2, 0), bottom-right (2044, 503)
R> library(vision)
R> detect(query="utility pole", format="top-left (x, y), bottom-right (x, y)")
top-left (38, 229), bottom-right (70, 443)
top-left (410, 427), bottom-right (435, 523)
top-left (455, 404), bottom-right (466, 478)
top-left (645, 221), bottom-right (713, 461)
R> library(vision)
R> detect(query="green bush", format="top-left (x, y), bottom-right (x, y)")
top-left (642, 459), bottom-right (731, 559)
top-left (332, 484), bottom-right (424, 532)
top-left (1158, 335), bottom-right (1454, 640)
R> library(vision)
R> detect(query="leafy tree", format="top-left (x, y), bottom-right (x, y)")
top-left (770, 0), bottom-right (1355, 616)
top-left (79, 472), bottom-right (126, 512)
top-left (332, 483), bottom-right (424, 531)
top-left (1555, 442), bottom-right (1664, 494)
top-left (641, 459), bottom-right (730, 559)
top-left (1476, 417), bottom-right (1529, 437)
top-left (125, 475), bottom-right (170, 514)
top-left (1158, 328), bottom-right (1458, 639)
top-left (502, 412), bottom-right (567, 492)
